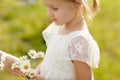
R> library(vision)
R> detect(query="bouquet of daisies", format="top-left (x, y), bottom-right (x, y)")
top-left (11, 49), bottom-right (44, 79)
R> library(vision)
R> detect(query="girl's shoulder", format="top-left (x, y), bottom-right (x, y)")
top-left (68, 30), bottom-right (92, 44)
top-left (66, 31), bottom-right (100, 68)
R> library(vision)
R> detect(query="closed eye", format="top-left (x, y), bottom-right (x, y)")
top-left (52, 7), bottom-right (58, 10)
top-left (43, 4), bottom-right (59, 11)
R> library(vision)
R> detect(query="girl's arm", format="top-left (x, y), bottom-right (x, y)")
top-left (0, 51), bottom-right (45, 79)
top-left (0, 50), bottom-right (24, 77)
top-left (72, 60), bottom-right (92, 80)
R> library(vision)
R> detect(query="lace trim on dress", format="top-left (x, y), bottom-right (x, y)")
top-left (66, 36), bottom-right (91, 66)
top-left (66, 35), bottom-right (100, 68)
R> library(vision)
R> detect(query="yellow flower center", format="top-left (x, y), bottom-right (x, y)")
top-left (31, 53), bottom-right (34, 56)
top-left (38, 54), bottom-right (41, 58)
top-left (24, 65), bottom-right (29, 69)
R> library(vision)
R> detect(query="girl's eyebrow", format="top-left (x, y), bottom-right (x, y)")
top-left (43, 2), bottom-right (53, 7)
top-left (43, 1), bottom-right (57, 8)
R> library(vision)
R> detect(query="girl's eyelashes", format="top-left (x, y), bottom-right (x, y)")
top-left (43, 4), bottom-right (58, 11)
top-left (45, 6), bottom-right (58, 11)
top-left (52, 7), bottom-right (58, 10)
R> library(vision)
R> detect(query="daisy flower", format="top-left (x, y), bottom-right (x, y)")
top-left (37, 51), bottom-right (45, 58)
top-left (25, 68), bottom-right (35, 79)
top-left (19, 60), bottom-right (31, 73)
top-left (28, 50), bottom-right (38, 59)
top-left (20, 56), bottom-right (28, 61)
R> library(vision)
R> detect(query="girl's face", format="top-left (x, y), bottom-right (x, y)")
top-left (43, 0), bottom-right (76, 25)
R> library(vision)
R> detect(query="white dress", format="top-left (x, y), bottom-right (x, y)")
top-left (40, 22), bottom-right (100, 80)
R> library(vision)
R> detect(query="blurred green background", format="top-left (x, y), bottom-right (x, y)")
top-left (0, 0), bottom-right (120, 80)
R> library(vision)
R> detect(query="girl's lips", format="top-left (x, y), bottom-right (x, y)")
top-left (52, 19), bottom-right (56, 21)
top-left (51, 19), bottom-right (56, 21)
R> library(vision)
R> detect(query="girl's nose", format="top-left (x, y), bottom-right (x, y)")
top-left (47, 9), bottom-right (54, 17)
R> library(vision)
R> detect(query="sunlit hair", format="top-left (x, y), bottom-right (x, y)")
top-left (64, 0), bottom-right (99, 20)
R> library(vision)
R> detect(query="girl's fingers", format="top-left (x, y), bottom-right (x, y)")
top-left (14, 71), bottom-right (22, 76)
top-left (13, 71), bottom-right (23, 77)
top-left (33, 75), bottom-right (46, 80)
top-left (12, 68), bottom-right (24, 77)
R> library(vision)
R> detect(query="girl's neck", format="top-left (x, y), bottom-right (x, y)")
top-left (65, 17), bottom-right (84, 32)
top-left (58, 17), bottom-right (85, 35)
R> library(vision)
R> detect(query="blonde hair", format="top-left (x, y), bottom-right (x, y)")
top-left (64, 0), bottom-right (99, 20)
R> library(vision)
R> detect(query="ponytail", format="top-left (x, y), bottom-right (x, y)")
top-left (68, 0), bottom-right (100, 19)
top-left (81, 0), bottom-right (99, 19)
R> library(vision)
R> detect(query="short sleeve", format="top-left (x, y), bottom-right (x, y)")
top-left (66, 36), bottom-right (90, 65)
top-left (66, 36), bottom-right (100, 68)
top-left (42, 22), bottom-right (58, 46)
top-left (89, 40), bottom-right (100, 68)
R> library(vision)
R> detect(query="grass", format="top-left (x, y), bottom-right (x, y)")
top-left (0, 0), bottom-right (120, 80)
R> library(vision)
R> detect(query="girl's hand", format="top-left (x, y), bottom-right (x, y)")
top-left (25, 74), bottom-right (46, 80)
top-left (33, 75), bottom-right (46, 80)
top-left (12, 68), bottom-right (24, 77)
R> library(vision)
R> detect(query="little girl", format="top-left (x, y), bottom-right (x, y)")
top-left (0, 0), bottom-right (100, 80)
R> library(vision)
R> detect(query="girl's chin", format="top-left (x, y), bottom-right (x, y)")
top-left (54, 21), bottom-right (64, 26)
